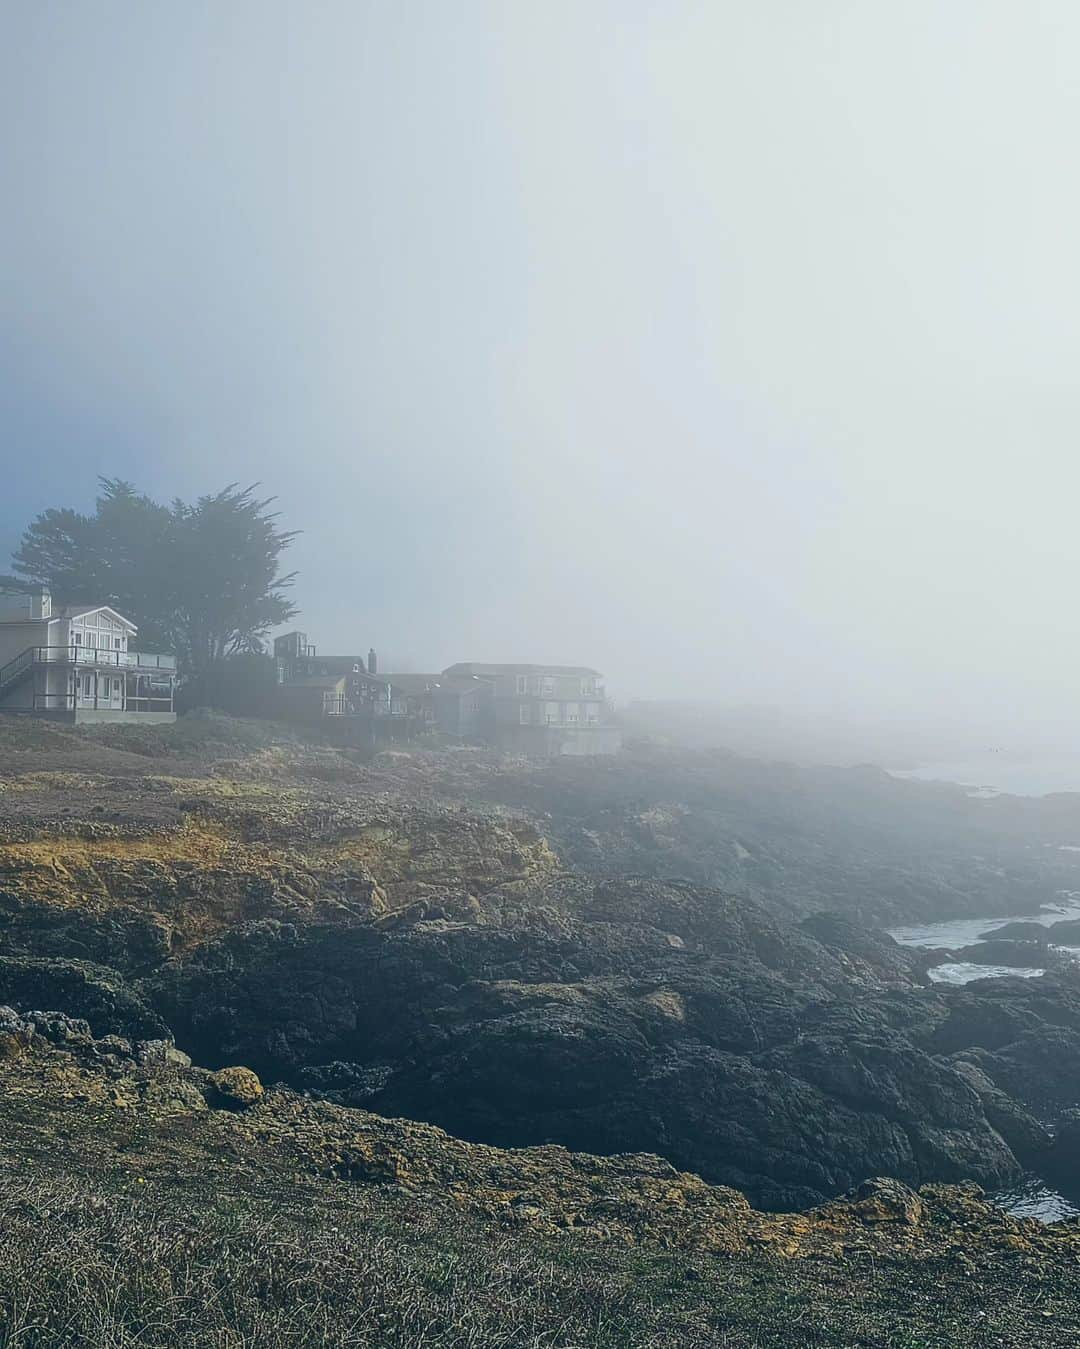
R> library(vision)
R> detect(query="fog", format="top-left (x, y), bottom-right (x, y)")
top-left (3, 3), bottom-right (1080, 754)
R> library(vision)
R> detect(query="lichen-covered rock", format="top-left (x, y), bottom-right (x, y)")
top-left (136, 1038), bottom-right (192, 1068)
top-left (834, 1177), bottom-right (924, 1225)
top-left (0, 1005), bottom-right (32, 1060)
top-left (207, 1065), bottom-right (264, 1110)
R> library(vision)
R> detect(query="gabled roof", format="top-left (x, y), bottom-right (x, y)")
top-left (443, 662), bottom-right (601, 679)
top-left (0, 602), bottom-right (139, 631)
top-left (439, 676), bottom-right (492, 697)
top-left (58, 605), bottom-right (138, 631)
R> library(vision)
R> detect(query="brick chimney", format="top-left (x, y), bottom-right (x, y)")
top-left (367, 647), bottom-right (378, 674)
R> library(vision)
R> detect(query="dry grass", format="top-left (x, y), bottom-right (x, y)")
top-left (0, 1172), bottom-right (732, 1348)
top-left (1, 1161), bottom-right (1077, 1349)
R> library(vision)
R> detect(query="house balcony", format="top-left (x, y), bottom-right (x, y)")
top-left (31, 692), bottom-right (177, 714)
top-left (27, 646), bottom-right (177, 672)
top-left (0, 645), bottom-right (177, 723)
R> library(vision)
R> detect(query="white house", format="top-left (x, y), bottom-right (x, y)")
top-left (0, 588), bottom-right (176, 723)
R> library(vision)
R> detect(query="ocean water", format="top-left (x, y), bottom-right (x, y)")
top-left (993, 1177), bottom-right (1080, 1222)
top-left (888, 898), bottom-right (1080, 1220)
top-left (921, 961), bottom-right (1047, 985)
top-left (889, 754), bottom-right (1080, 798)
top-left (889, 893), bottom-right (1080, 984)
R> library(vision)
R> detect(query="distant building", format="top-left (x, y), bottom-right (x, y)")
top-left (381, 673), bottom-right (439, 725)
top-left (272, 634), bottom-right (620, 756)
top-left (431, 674), bottom-right (492, 739)
top-left (440, 663), bottom-right (620, 756)
top-left (273, 632), bottom-right (389, 721)
top-left (378, 671), bottom-right (494, 738)
top-left (0, 587), bottom-right (176, 723)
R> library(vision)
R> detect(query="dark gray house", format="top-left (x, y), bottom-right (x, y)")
top-left (440, 663), bottom-right (620, 756)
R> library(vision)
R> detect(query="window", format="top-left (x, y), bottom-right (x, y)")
top-left (580, 678), bottom-right (594, 696)
top-left (519, 704), bottom-right (530, 724)
top-left (82, 675), bottom-right (92, 698)
top-left (113, 679), bottom-right (122, 696)
top-left (545, 701), bottom-right (559, 724)
top-left (541, 676), bottom-right (554, 696)
top-left (114, 637), bottom-right (121, 649)
top-left (516, 675), bottom-right (528, 695)
top-left (565, 702), bottom-right (580, 723)
top-left (73, 631), bottom-right (82, 646)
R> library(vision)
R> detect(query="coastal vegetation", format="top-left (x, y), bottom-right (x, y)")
top-left (2, 480), bottom-right (298, 676)
top-left (2, 716), bottom-right (1080, 1341)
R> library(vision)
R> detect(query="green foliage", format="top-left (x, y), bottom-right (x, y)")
top-left (175, 651), bottom-right (282, 718)
top-left (2, 479), bottom-right (298, 676)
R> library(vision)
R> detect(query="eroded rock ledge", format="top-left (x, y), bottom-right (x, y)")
top-left (1, 1007), bottom-right (1076, 1270)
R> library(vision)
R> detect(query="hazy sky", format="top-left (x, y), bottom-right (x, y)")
top-left (3, 3), bottom-right (1080, 730)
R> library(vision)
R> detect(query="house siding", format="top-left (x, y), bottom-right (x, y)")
top-left (440, 664), bottom-right (620, 757)
top-left (0, 600), bottom-right (175, 723)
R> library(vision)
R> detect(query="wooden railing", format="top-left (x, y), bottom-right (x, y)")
top-left (31, 692), bottom-right (175, 712)
top-left (28, 646), bottom-right (176, 671)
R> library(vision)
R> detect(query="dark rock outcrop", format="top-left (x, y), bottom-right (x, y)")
top-left (1047, 918), bottom-right (1080, 943)
top-left (953, 940), bottom-right (1055, 969)
top-left (142, 879), bottom-right (1031, 1208)
top-left (978, 921), bottom-right (1050, 943)
top-left (1047, 1108), bottom-right (1080, 1185)
top-left (0, 955), bottom-right (167, 1041)
top-left (4, 736), bottom-right (1080, 1217)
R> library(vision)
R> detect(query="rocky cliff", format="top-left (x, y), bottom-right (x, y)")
top-left (4, 716), bottom-right (1080, 1340)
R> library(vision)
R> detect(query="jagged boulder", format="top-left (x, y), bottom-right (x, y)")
top-left (978, 921), bottom-right (1049, 942)
top-left (798, 912), bottom-right (919, 987)
top-left (0, 956), bottom-right (167, 1041)
top-left (0, 1005), bottom-right (33, 1061)
top-left (207, 1066), bottom-right (264, 1110)
top-left (970, 1027), bottom-right (1080, 1113)
top-left (927, 976), bottom-right (1080, 1054)
top-left (953, 941), bottom-right (1055, 969)
top-left (827, 1176), bottom-right (924, 1225)
top-left (944, 1055), bottom-right (1052, 1161)
top-left (136, 1038), bottom-right (192, 1068)
top-left (1047, 1109), bottom-right (1080, 1185)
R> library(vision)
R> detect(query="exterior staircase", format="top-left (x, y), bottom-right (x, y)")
top-left (0, 648), bottom-right (37, 703)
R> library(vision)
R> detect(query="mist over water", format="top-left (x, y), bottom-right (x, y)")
top-left (891, 756), bottom-right (1080, 799)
